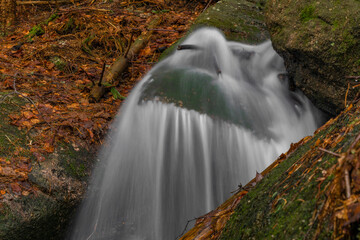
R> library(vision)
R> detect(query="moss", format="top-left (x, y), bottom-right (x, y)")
top-left (0, 193), bottom-right (78, 240)
top-left (194, 0), bottom-right (268, 43)
top-left (26, 25), bottom-right (45, 40)
top-left (300, 5), bottom-right (316, 23)
top-left (0, 93), bottom-right (31, 157)
top-left (81, 34), bottom-right (95, 55)
top-left (220, 101), bottom-right (360, 239)
top-left (220, 136), bottom-right (328, 239)
top-left (159, 0), bottom-right (269, 60)
top-left (50, 56), bottom-right (67, 71)
top-left (58, 142), bottom-right (94, 180)
top-left (266, 0), bottom-right (360, 115)
top-left (44, 13), bottom-right (58, 25)
top-left (25, 13), bottom-right (58, 41)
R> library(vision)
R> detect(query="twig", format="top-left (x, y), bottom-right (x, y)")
top-left (352, 83), bottom-right (360, 89)
top-left (177, 44), bottom-right (202, 50)
top-left (5, 135), bottom-right (16, 146)
top-left (318, 147), bottom-right (341, 157)
top-left (130, 27), bottom-right (178, 32)
top-left (344, 169), bottom-right (351, 199)
top-left (98, 62), bottom-right (106, 86)
top-left (345, 76), bottom-right (360, 80)
top-left (202, 0), bottom-right (212, 13)
top-left (59, 7), bottom-right (111, 12)
top-left (345, 83), bottom-right (350, 107)
top-left (175, 217), bottom-right (203, 240)
top-left (349, 132), bottom-right (360, 149)
top-left (124, 32), bottom-right (134, 59)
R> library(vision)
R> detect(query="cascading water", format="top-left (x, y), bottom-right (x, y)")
top-left (68, 28), bottom-right (322, 240)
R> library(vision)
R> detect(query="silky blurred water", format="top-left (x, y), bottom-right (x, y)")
top-left (68, 28), bottom-right (322, 240)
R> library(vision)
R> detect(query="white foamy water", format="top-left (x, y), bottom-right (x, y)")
top-left (68, 28), bottom-right (322, 240)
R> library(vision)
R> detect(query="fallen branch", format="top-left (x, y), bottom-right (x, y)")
top-left (89, 16), bottom-right (162, 101)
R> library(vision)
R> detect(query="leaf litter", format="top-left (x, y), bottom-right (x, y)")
top-left (0, 0), bottom-right (212, 202)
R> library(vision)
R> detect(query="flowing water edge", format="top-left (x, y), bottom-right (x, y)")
top-left (68, 28), bottom-right (323, 240)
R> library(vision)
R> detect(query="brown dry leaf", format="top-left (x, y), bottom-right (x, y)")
top-left (30, 118), bottom-right (40, 124)
top-left (142, 46), bottom-right (152, 55)
top-left (68, 103), bottom-right (80, 109)
top-left (10, 183), bottom-right (21, 193)
top-left (23, 111), bottom-right (35, 119)
top-left (22, 121), bottom-right (33, 129)
top-left (22, 190), bottom-right (30, 196)
top-left (43, 143), bottom-right (54, 153)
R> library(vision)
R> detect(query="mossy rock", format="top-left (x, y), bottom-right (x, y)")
top-left (194, 0), bottom-right (268, 43)
top-left (0, 193), bottom-right (78, 240)
top-left (265, 0), bottom-right (360, 115)
top-left (160, 0), bottom-right (269, 59)
top-left (0, 93), bottom-right (30, 157)
top-left (219, 103), bottom-right (360, 239)
top-left (0, 92), bottom-right (95, 240)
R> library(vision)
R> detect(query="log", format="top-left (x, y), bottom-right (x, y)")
top-left (89, 16), bottom-right (162, 102)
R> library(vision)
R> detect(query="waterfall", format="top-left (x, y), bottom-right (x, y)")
top-left (68, 28), bottom-right (322, 240)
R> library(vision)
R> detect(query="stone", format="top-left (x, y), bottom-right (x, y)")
top-left (265, 0), bottom-right (360, 115)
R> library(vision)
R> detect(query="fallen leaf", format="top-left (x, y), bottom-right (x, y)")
top-left (10, 183), bottom-right (21, 194)
top-left (22, 190), bottom-right (30, 196)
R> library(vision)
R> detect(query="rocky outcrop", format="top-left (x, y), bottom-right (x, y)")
top-left (265, 0), bottom-right (360, 115)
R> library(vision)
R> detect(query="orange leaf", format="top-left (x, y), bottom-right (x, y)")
top-left (23, 111), bottom-right (35, 119)
top-left (143, 46), bottom-right (152, 55)
top-left (43, 143), bottom-right (54, 153)
top-left (22, 191), bottom-right (30, 196)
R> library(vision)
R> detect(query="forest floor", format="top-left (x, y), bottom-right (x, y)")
top-left (0, 0), bottom-right (212, 200)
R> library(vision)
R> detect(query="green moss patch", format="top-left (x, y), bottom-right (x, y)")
top-left (220, 104), bottom-right (360, 239)
top-left (194, 0), bottom-right (268, 43)
top-left (26, 13), bottom-right (58, 41)
top-left (300, 5), bottom-right (316, 22)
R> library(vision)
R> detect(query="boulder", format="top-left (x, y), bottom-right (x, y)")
top-left (265, 0), bottom-right (360, 115)
top-left (0, 94), bottom-right (95, 240)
